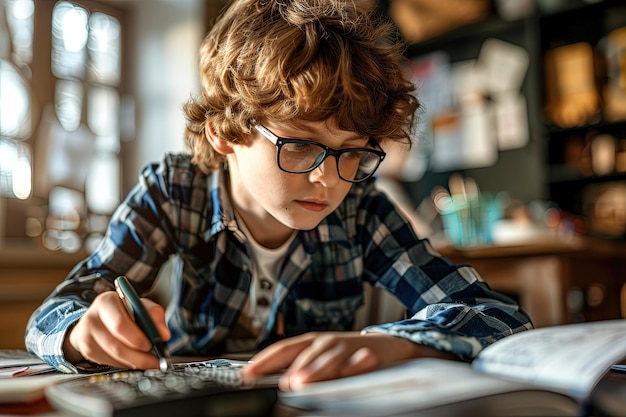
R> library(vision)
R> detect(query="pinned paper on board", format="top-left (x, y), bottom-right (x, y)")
top-left (478, 38), bottom-right (530, 150)
top-left (407, 51), bottom-right (452, 178)
top-left (427, 58), bottom-right (498, 171)
top-left (410, 39), bottom-right (530, 172)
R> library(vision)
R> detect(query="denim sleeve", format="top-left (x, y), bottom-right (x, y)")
top-left (362, 262), bottom-right (534, 361)
top-left (25, 155), bottom-right (188, 373)
top-left (357, 188), bottom-right (533, 360)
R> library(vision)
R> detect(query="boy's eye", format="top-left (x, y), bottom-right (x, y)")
top-left (343, 150), bottom-right (363, 160)
top-left (293, 142), bottom-right (313, 151)
top-left (284, 141), bottom-right (317, 153)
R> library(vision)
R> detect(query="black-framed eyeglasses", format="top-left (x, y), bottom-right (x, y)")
top-left (253, 124), bottom-right (386, 183)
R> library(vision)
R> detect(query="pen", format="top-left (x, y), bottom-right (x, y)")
top-left (114, 275), bottom-right (172, 372)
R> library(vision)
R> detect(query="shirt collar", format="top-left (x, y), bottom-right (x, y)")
top-left (208, 165), bottom-right (237, 237)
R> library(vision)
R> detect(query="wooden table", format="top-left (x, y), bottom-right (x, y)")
top-left (437, 237), bottom-right (626, 327)
top-left (0, 245), bottom-right (86, 349)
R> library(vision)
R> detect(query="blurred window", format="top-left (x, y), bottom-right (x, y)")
top-left (0, 0), bottom-right (127, 253)
top-left (1, 0), bottom-right (33, 199)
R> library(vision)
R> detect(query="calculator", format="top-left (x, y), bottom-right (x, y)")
top-left (45, 359), bottom-right (280, 417)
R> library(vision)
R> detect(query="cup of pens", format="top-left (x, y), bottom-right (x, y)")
top-left (432, 175), bottom-right (504, 247)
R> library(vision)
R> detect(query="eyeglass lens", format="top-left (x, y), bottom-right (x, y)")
top-left (278, 141), bottom-right (380, 181)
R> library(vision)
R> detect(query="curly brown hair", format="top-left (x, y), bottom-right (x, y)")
top-left (183, 0), bottom-right (420, 172)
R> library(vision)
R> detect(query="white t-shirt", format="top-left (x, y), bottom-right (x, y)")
top-left (225, 216), bottom-right (295, 352)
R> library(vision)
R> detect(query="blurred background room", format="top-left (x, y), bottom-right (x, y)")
top-left (1, 0), bottom-right (626, 349)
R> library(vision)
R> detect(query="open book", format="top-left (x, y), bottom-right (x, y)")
top-left (0, 349), bottom-right (82, 414)
top-left (280, 319), bottom-right (626, 416)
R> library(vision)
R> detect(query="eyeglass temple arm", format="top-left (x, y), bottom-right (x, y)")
top-left (252, 124), bottom-right (278, 145)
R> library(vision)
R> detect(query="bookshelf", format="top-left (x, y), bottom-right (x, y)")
top-left (387, 0), bottom-right (626, 239)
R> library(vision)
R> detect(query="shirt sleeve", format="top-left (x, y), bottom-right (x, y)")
top-left (357, 187), bottom-right (534, 361)
top-left (25, 156), bottom-right (184, 373)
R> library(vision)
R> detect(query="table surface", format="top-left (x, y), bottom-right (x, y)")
top-left (2, 364), bottom-right (625, 417)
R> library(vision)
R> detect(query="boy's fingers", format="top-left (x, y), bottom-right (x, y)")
top-left (244, 335), bottom-right (315, 377)
top-left (284, 335), bottom-right (347, 377)
top-left (281, 345), bottom-right (352, 390)
top-left (71, 306), bottom-right (160, 370)
top-left (283, 337), bottom-right (379, 389)
top-left (142, 298), bottom-right (171, 341)
top-left (340, 347), bottom-right (379, 377)
top-left (97, 293), bottom-right (153, 352)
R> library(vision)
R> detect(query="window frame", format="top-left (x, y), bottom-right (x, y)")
top-left (1, 0), bottom-right (130, 247)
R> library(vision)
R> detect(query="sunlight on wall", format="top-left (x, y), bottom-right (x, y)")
top-left (133, 0), bottom-right (203, 172)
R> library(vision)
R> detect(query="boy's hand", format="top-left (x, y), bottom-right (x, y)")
top-left (242, 331), bottom-right (457, 390)
top-left (63, 291), bottom-right (170, 370)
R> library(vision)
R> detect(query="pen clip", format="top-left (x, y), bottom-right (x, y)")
top-left (116, 282), bottom-right (135, 319)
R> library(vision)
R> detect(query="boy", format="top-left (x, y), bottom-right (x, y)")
top-left (26, 0), bottom-right (532, 391)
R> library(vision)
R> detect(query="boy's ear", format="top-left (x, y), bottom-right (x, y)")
top-left (205, 123), bottom-right (234, 155)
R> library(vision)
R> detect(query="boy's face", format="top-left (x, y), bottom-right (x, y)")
top-left (226, 119), bottom-right (369, 233)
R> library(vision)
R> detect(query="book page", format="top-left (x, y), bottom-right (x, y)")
top-left (472, 319), bottom-right (626, 400)
top-left (0, 350), bottom-right (56, 377)
top-left (0, 350), bottom-right (49, 369)
top-left (0, 349), bottom-right (78, 404)
top-left (279, 359), bottom-right (575, 416)
top-left (0, 373), bottom-right (80, 403)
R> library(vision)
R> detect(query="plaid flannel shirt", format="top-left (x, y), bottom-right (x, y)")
top-left (26, 153), bottom-right (533, 373)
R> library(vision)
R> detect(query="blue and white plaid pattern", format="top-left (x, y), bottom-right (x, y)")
top-left (26, 153), bottom-right (533, 373)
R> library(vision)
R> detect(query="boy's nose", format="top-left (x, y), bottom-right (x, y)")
top-left (308, 156), bottom-right (341, 187)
